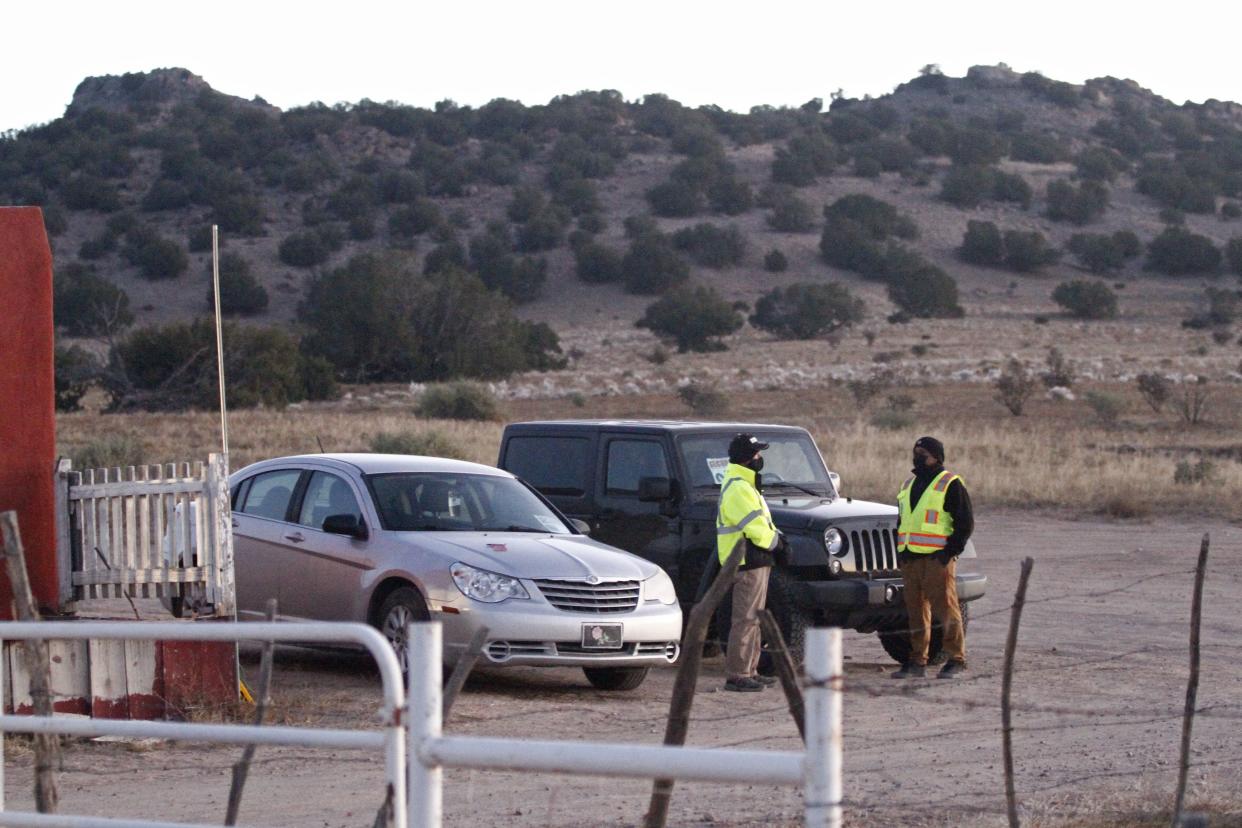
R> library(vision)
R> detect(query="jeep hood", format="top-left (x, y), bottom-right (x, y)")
top-left (764, 495), bottom-right (897, 530)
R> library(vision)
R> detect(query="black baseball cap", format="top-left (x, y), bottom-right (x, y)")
top-left (728, 433), bottom-right (770, 463)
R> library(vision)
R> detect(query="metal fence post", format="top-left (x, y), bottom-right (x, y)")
top-left (1, 635), bottom-right (5, 812)
top-left (409, 623), bottom-right (443, 828)
top-left (804, 627), bottom-right (842, 828)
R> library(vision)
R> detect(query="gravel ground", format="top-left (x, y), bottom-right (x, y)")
top-left (4, 510), bottom-right (1240, 827)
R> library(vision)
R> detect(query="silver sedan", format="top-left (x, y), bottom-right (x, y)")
top-left (230, 454), bottom-right (682, 690)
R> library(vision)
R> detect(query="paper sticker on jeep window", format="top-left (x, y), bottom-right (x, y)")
top-left (707, 457), bottom-right (730, 484)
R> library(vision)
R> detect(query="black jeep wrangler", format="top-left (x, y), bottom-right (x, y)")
top-left (498, 420), bottom-right (986, 663)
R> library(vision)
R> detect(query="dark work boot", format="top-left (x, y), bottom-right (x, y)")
top-left (753, 674), bottom-right (778, 686)
top-left (724, 677), bottom-right (765, 692)
top-left (937, 660), bottom-right (966, 679)
top-left (890, 662), bottom-right (926, 679)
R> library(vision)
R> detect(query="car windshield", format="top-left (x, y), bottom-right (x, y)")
top-left (367, 472), bottom-right (572, 533)
top-left (677, 433), bottom-right (834, 495)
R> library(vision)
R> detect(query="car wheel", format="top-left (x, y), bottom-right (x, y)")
top-left (877, 601), bottom-right (970, 665)
top-left (377, 587), bottom-right (431, 673)
top-left (582, 666), bottom-right (649, 691)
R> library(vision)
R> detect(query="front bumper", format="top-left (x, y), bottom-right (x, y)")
top-left (801, 572), bottom-right (988, 610)
top-left (438, 599), bottom-right (683, 668)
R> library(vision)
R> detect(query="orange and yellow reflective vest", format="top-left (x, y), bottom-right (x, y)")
top-left (897, 470), bottom-right (961, 554)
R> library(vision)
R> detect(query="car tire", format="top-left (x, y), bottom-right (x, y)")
top-left (582, 666), bottom-right (649, 691)
top-left (377, 586), bottom-right (431, 674)
top-left (877, 601), bottom-right (970, 665)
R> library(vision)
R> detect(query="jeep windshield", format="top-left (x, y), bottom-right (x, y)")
top-left (676, 433), bottom-right (834, 497)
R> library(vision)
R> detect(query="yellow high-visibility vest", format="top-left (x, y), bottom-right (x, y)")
top-left (716, 463), bottom-right (778, 566)
top-left (897, 470), bottom-right (961, 554)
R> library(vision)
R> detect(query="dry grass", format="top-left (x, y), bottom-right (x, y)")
top-left (57, 381), bottom-right (1242, 519)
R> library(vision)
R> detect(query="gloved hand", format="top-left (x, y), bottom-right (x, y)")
top-left (897, 550), bottom-right (914, 567)
top-left (772, 534), bottom-right (790, 566)
top-left (937, 549), bottom-right (960, 567)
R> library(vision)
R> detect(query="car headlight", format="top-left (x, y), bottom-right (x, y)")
top-left (823, 527), bottom-right (845, 556)
top-left (450, 562), bottom-right (529, 603)
top-left (643, 568), bottom-right (678, 605)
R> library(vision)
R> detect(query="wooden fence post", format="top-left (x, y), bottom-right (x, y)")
top-left (1002, 557), bottom-right (1034, 828)
top-left (1, 511), bottom-right (60, 813)
top-left (757, 608), bottom-right (805, 743)
top-left (1171, 534), bottom-right (1210, 828)
top-left (643, 544), bottom-right (743, 828)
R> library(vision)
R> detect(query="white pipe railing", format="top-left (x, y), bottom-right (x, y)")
top-left (0, 621), bottom-right (407, 828)
top-left (408, 623), bottom-right (844, 828)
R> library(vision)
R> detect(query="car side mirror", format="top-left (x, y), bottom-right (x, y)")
top-left (323, 513), bottom-right (369, 540)
top-left (570, 518), bottom-right (591, 536)
top-left (638, 476), bottom-right (673, 502)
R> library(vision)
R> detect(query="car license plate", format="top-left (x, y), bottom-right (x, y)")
top-left (581, 622), bottom-right (623, 649)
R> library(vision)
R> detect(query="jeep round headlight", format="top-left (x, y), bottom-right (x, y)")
top-left (823, 527), bottom-right (845, 556)
top-left (450, 562), bottom-right (529, 603)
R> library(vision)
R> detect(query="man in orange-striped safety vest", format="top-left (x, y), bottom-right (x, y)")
top-left (892, 436), bottom-right (974, 680)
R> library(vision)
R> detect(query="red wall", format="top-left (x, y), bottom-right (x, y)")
top-left (0, 207), bottom-right (58, 617)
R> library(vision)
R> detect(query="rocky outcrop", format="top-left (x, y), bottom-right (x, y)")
top-left (67, 68), bottom-right (271, 117)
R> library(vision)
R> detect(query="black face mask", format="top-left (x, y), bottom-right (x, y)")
top-left (748, 456), bottom-right (765, 472)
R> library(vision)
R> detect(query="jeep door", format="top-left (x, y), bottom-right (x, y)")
top-left (591, 434), bottom-right (679, 572)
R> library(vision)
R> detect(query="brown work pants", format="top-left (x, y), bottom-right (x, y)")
top-left (725, 565), bottom-right (771, 681)
top-left (899, 554), bottom-right (965, 666)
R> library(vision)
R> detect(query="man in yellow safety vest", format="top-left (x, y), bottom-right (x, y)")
top-left (892, 436), bottom-right (974, 680)
top-left (717, 433), bottom-right (787, 692)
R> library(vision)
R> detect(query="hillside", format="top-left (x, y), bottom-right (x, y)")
top-left (5, 64), bottom-right (1242, 405)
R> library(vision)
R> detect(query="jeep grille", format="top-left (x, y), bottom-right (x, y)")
top-left (851, 528), bottom-right (900, 572)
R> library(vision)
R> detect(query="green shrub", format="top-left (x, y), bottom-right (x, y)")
top-left (1136, 372), bottom-right (1172, 412)
top-left (122, 230), bottom-right (188, 280)
top-left (1066, 232), bottom-right (1141, 273)
top-left (636, 285), bottom-right (743, 352)
top-left (507, 187), bottom-right (546, 223)
top-left (767, 191), bottom-right (817, 232)
top-left (211, 192), bottom-right (266, 236)
top-left (959, 221), bottom-right (1005, 266)
top-left (188, 225), bottom-right (216, 253)
top-left (54, 264), bottom-right (133, 336)
top-left (1003, 229), bottom-right (1060, 272)
top-left (1042, 346), bottom-right (1074, 389)
top-left (940, 165), bottom-right (995, 208)
top-left (388, 199), bottom-right (443, 240)
top-left (994, 358), bottom-right (1036, 415)
top-left (1145, 227), bottom-right (1221, 275)
top-left (622, 235), bottom-right (690, 294)
top-left (1136, 162), bottom-right (1216, 214)
top-left (671, 223), bottom-right (746, 268)
top-left (515, 208), bottom-right (569, 252)
top-left (646, 179), bottom-right (703, 217)
top-left (1174, 456), bottom-right (1216, 485)
top-left (55, 344), bottom-right (101, 412)
top-left (991, 171), bottom-right (1033, 209)
top-left (772, 130), bottom-right (837, 185)
top-left (1074, 147), bottom-right (1128, 182)
top-left (300, 254), bottom-right (563, 382)
top-left (1084, 391), bottom-right (1124, 426)
top-left (764, 249), bottom-right (788, 272)
top-left (415, 382), bottom-right (501, 421)
top-left (824, 194), bottom-right (918, 240)
top-left (141, 179), bottom-right (191, 212)
top-left (853, 137), bottom-right (919, 174)
top-left (73, 433), bottom-right (144, 471)
top-left (279, 231), bottom-right (332, 268)
top-left (707, 177), bottom-right (754, 215)
top-left (552, 177), bottom-right (602, 216)
top-left (1008, 132), bottom-right (1071, 163)
top-left (1052, 280), bottom-right (1118, 319)
top-left (819, 215), bottom-right (887, 276)
top-left (107, 320), bottom-right (337, 411)
top-left (369, 429), bottom-right (466, 459)
top-left (749, 282), bottom-right (866, 339)
top-left (870, 407), bottom-right (915, 432)
top-left (1222, 202), bottom-right (1242, 220)
top-left (207, 253), bottom-right (268, 316)
top-left (949, 128), bottom-right (1006, 166)
top-left (61, 174), bottom-right (122, 212)
top-left (1046, 179), bottom-right (1109, 224)
top-left (677, 384), bottom-right (729, 415)
top-left (574, 241), bottom-right (623, 284)
top-left (886, 259), bottom-right (964, 318)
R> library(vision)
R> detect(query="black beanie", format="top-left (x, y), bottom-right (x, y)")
top-left (914, 436), bottom-right (945, 463)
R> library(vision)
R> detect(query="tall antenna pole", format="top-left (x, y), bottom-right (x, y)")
top-left (211, 225), bottom-right (230, 463)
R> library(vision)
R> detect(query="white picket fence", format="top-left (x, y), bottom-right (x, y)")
top-left (54, 454), bottom-right (234, 616)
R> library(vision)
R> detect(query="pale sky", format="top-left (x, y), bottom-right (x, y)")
top-left (5, 1), bottom-right (1242, 134)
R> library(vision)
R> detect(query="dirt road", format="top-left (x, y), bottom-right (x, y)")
top-left (5, 511), bottom-right (1241, 826)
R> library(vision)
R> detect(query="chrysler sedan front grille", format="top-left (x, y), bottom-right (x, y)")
top-left (532, 579), bottom-right (641, 613)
